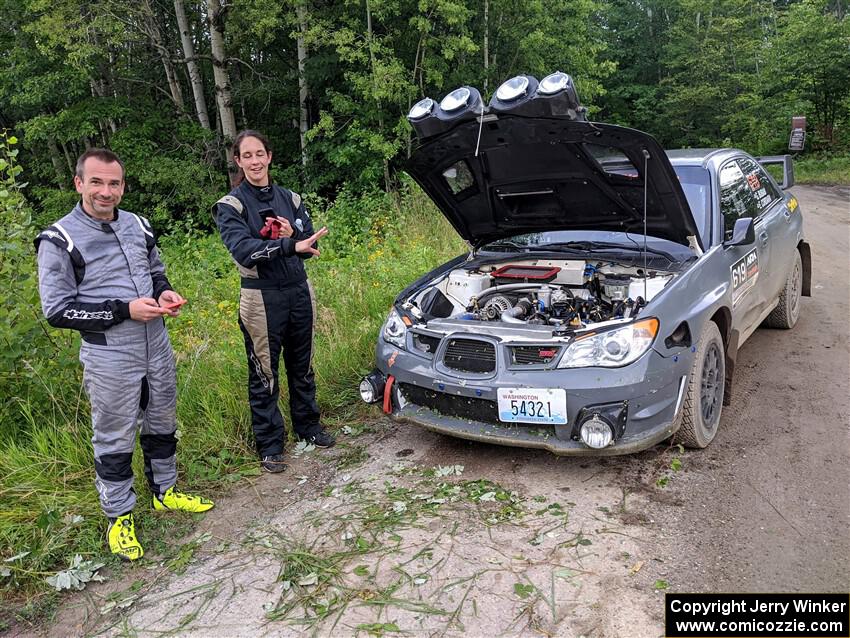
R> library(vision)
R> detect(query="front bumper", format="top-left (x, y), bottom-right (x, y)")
top-left (373, 335), bottom-right (693, 456)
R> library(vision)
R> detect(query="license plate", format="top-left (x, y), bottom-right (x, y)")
top-left (497, 388), bottom-right (567, 425)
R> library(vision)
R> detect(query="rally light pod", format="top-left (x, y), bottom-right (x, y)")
top-left (535, 71), bottom-right (585, 119)
top-left (488, 75), bottom-right (539, 113)
top-left (408, 86), bottom-right (484, 141)
top-left (488, 71), bottom-right (586, 121)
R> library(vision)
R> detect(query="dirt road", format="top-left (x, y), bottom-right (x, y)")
top-left (42, 186), bottom-right (849, 637)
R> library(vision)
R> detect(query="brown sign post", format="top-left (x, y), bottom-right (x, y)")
top-left (789, 116), bottom-right (806, 151)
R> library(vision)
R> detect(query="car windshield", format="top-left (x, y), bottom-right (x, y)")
top-left (672, 165), bottom-right (711, 246)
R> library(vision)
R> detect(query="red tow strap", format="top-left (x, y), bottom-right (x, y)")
top-left (383, 375), bottom-right (395, 414)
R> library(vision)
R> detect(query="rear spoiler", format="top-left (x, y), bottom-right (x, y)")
top-left (757, 154), bottom-right (795, 190)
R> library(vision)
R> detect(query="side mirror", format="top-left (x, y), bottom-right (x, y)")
top-left (725, 217), bottom-right (755, 247)
top-left (757, 154), bottom-right (795, 189)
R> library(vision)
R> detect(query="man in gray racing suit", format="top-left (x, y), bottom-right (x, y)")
top-left (35, 149), bottom-right (213, 561)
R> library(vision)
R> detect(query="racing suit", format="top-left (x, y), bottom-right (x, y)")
top-left (214, 182), bottom-right (321, 458)
top-left (35, 204), bottom-right (178, 518)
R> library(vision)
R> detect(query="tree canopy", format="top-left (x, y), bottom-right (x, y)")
top-left (1, 0), bottom-right (847, 230)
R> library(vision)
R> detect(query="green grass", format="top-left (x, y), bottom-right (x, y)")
top-left (0, 183), bottom-right (464, 608)
top-left (794, 154), bottom-right (850, 185)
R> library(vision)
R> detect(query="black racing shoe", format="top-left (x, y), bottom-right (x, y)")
top-left (261, 453), bottom-right (288, 473)
top-left (299, 428), bottom-right (336, 449)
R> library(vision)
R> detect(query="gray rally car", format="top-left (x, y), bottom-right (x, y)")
top-left (359, 72), bottom-right (811, 455)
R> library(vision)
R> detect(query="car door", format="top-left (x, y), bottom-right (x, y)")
top-left (737, 156), bottom-right (800, 304)
top-left (717, 158), bottom-right (767, 336)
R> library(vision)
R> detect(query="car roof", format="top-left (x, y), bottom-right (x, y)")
top-left (665, 148), bottom-right (740, 167)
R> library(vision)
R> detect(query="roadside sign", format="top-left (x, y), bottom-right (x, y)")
top-left (789, 116), bottom-right (806, 151)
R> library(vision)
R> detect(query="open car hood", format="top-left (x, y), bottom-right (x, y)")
top-left (405, 117), bottom-right (702, 249)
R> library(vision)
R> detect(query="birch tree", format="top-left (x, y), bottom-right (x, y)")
top-left (207, 0), bottom-right (237, 143)
top-left (175, 0), bottom-right (211, 130)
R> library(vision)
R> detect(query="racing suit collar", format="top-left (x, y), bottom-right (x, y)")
top-left (242, 180), bottom-right (275, 203)
top-left (72, 202), bottom-right (120, 230)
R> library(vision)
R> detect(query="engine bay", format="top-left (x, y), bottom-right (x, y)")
top-left (405, 259), bottom-right (674, 330)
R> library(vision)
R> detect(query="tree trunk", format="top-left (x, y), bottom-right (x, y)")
top-left (47, 138), bottom-right (66, 189)
top-left (207, 0), bottom-right (238, 146)
top-left (365, 0), bottom-right (391, 191)
top-left (141, 0), bottom-right (185, 113)
top-left (296, 2), bottom-right (310, 169)
top-left (175, 0), bottom-right (211, 130)
top-left (59, 140), bottom-right (74, 174)
top-left (483, 0), bottom-right (489, 94)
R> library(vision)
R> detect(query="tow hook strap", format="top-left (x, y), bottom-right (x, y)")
top-left (383, 375), bottom-right (395, 414)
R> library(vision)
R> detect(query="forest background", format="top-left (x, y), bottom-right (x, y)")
top-left (0, 0), bottom-right (848, 613)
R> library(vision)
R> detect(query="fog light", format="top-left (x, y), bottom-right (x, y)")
top-left (359, 371), bottom-right (385, 404)
top-left (580, 415), bottom-right (614, 449)
top-left (359, 379), bottom-right (376, 403)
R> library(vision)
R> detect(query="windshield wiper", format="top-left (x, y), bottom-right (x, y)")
top-left (531, 241), bottom-right (677, 262)
top-left (481, 241), bottom-right (531, 252)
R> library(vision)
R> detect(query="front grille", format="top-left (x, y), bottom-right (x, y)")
top-left (510, 345), bottom-right (562, 366)
top-left (412, 333), bottom-right (441, 356)
top-left (442, 338), bottom-right (496, 373)
top-left (399, 383), bottom-right (500, 424)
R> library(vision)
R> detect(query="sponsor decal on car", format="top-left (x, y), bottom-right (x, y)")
top-left (731, 248), bottom-right (759, 305)
top-left (746, 172), bottom-right (761, 191)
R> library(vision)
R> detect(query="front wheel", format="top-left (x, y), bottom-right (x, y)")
top-left (676, 321), bottom-right (725, 449)
top-left (763, 250), bottom-right (802, 329)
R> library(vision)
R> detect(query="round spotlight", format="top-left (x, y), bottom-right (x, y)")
top-left (579, 415), bottom-right (614, 449)
top-left (539, 71), bottom-right (570, 95)
top-left (440, 87), bottom-right (471, 112)
top-left (359, 378), bottom-right (377, 403)
top-left (359, 370), bottom-right (386, 404)
top-left (496, 76), bottom-right (529, 101)
top-left (408, 97), bottom-right (435, 120)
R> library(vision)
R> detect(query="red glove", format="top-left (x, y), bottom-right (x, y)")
top-left (259, 217), bottom-right (284, 239)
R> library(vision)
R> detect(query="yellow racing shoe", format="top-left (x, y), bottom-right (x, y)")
top-left (108, 513), bottom-right (144, 561)
top-left (153, 486), bottom-right (215, 513)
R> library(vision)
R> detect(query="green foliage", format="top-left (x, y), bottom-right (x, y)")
top-left (0, 173), bottom-right (463, 597)
top-left (0, 133), bottom-right (80, 439)
top-left (3, 0), bottom-right (848, 225)
top-left (795, 154), bottom-right (850, 185)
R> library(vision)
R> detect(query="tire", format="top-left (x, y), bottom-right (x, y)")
top-left (676, 321), bottom-right (725, 449)
top-left (763, 250), bottom-right (803, 329)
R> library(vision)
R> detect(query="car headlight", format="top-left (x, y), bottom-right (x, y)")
top-left (557, 318), bottom-right (659, 368)
top-left (383, 308), bottom-right (407, 349)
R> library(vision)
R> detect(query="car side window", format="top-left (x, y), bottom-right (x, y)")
top-left (719, 159), bottom-right (759, 236)
top-left (736, 156), bottom-right (782, 213)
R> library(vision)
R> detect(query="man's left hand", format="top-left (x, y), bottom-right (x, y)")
top-left (158, 290), bottom-right (186, 317)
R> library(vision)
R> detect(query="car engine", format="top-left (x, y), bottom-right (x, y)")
top-left (408, 259), bottom-right (673, 330)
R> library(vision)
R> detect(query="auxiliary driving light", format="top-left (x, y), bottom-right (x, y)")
top-left (408, 97), bottom-right (435, 120)
top-left (488, 75), bottom-right (539, 113)
top-left (579, 415), bottom-right (614, 449)
top-left (538, 71), bottom-right (571, 95)
top-left (408, 87), bottom-right (483, 141)
top-left (496, 75), bottom-right (530, 102)
top-left (359, 370), bottom-right (386, 404)
top-left (440, 87), bottom-right (472, 112)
